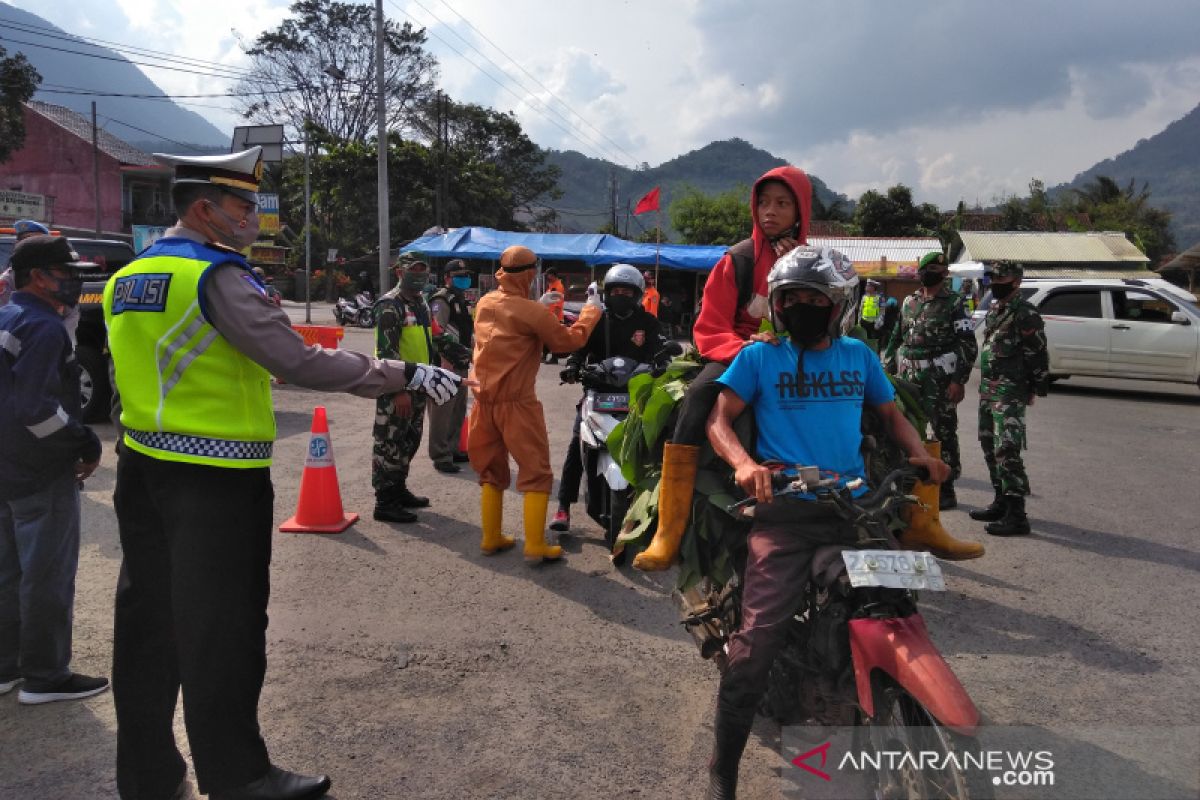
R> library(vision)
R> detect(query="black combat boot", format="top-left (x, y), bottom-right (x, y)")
top-left (938, 480), bottom-right (958, 510)
top-left (969, 492), bottom-right (1006, 522)
top-left (373, 502), bottom-right (417, 523)
top-left (985, 495), bottom-right (1031, 536)
top-left (395, 487), bottom-right (430, 508)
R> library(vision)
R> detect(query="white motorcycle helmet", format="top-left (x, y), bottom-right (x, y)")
top-left (766, 246), bottom-right (860, 340)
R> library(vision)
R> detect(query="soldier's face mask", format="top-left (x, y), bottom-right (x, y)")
top-left (990, 281), bottom-right (1017, 301)
top-left (919, 268), bottom-right (946, 288)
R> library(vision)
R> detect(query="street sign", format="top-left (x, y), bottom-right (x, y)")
top-left (0, 190), bottom-right (45, 221)
top-left (232, 125), bottom-right (285, 163)
top-left (257, 193), bottom-right (280, 235)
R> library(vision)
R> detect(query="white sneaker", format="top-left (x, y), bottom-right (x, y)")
top-left (0, 676), bottom-right (20, 695)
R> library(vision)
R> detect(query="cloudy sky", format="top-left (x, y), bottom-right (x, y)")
top-left (8, 0), bottom-right (1200, 207)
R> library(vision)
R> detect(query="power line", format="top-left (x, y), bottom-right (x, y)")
top-left (0, 34), bottom-right (276, 84)
top-left (0, 16), bottom-right (262, 80)
top-left (97, 114), bottom-right (208, 152)
top-left (432, 0), bottom-right (643, 168)
top-left (406, 0), bottom-right (636, 167)
top-left (389, 0), bottom-right (633, 168)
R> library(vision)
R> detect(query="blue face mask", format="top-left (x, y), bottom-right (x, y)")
top-left (452, 276), bottom-right (471, 290)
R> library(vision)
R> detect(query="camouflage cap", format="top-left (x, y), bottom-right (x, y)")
top-left (395, 251), bottom-right (428, 271)
top-left (918, 251), bottom-right (947, 269)
top-left (985, 260), bottom-right (1024, 279)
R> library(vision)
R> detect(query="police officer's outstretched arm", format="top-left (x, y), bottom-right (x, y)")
top-left (202, 265), bottom-right (461, 404)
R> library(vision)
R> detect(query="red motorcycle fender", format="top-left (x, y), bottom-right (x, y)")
top-left (848, 615), bottom-right (980, 736)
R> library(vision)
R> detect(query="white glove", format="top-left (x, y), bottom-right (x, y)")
top-left (585, 291), bottom-right (603, 309)
top-left (539, 290), bottom-right (563, 306)
top-left (407, 364), bottom-right (462, 406)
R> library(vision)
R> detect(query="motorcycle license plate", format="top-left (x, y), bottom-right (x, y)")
top-left (594, 393), bottom-right (629, 412)
top-left (841, 550), bottom-right (946, 591)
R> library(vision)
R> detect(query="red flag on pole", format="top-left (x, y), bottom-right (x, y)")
top-left (633, 186), bottom-right (660, 215)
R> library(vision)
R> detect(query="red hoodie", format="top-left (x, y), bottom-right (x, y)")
top-left (692, 166), bottom-right (812, 364)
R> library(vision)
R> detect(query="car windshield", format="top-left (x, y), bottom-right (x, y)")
top-left (1171, 293), bottom-right (1200, 318)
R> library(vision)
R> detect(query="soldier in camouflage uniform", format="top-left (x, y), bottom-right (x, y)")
top-left (969, 261), bottom-right (1049, 536)
top-left (372, 255), bottom-right (436, 523)
top-left (882, 251), bottom-right (978, 509)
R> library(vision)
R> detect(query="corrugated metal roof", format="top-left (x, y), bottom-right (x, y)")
top-left (1024, 268), bottom-right (1158, 279)
top-left (810, 236), bottom-right (941, 263)
top-left (26, 101), bottom-right (161, 168)
top-left (958, 231), bottom-right (1148, 264)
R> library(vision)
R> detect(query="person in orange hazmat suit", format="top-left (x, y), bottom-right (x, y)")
top-left (468, 245), bottom-right (602, 562)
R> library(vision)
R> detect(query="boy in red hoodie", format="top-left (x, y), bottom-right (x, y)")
top-left (633, 166), bottom-right (811, 571)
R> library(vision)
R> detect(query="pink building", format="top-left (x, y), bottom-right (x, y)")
top-left (0, 101), bottom-right (172, 235)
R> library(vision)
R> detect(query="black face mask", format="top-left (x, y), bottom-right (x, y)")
top-left (606, 294), bottom-right (637, 319)
top-left (44, 272), bottom-right (83, 308)
top-left (779, 302), bottom-right (833, 346)
top-left (919, 269), bottom-right (945, 288)
top-left (990, 282), bottom-right (1016, 301)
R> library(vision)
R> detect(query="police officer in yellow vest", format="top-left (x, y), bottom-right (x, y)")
top-left (858, 279), bottom-right (883, 339)
top-left (103, 147), bottom-right (462, 800)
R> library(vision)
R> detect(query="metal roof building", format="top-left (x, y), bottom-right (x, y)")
top-left (956, 231), bottom-right (1152, 278)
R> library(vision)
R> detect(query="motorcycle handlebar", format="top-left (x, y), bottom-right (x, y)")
top-left (726, 466), bottom-right (928, 515)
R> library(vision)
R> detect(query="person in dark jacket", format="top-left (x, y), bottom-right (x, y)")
top-left (550, 264), bottom-right (670, 533)
top-left (0, 235), bottom-right (109, 705)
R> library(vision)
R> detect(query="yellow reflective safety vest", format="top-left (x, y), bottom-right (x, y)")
top-left (861, 294), bottom-right (881, 322)
top-left (103, 238), bottom-right (275, 468)
top-left (374, 291), bottom-right (432, 365)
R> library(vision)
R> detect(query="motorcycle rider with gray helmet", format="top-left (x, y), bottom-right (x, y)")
top-left (550, 264), bottom-right (671, 533)
top-left (702, 246), bottom-right (948, 799)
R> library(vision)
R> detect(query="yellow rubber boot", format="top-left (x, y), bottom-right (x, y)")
top-left (522, 491), bottom-right (562, 563)
top-left (898, 441), bottom-right (985, 561)
top-left (633, 443), bottom-right (700, 572)
top-left (480, 483), bottom-right (515, 555)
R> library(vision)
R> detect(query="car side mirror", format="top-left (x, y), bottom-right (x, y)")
top-left (1170, 311), bottom-right (1190, 325)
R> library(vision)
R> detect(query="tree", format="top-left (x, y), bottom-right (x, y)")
top-left (670, 185), bottom-right (751, 245)
top-left (235, 0), bottom-right (437, 142)
top-left (409, 99), bottom-right (561, 231)
top-left (853, 184), bottom-right (942, 237)
top-left (1067, 175), bottom-right (1175, 262)
top-left (0, 46), bottom-right (41, 164)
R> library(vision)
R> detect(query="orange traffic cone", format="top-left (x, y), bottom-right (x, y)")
top-left (280, 406), bottom-right (359, 533)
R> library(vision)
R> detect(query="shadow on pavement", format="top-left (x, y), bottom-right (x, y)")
top-left (1027, 517), bottom-right (1199, 574)
top-left (1049, 380), bottom-right (1200, 407)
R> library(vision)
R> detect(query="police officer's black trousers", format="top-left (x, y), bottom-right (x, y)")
top-left (112, 449), bottom-right (272, 798)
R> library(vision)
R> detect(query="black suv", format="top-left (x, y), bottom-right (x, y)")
top-left (3, 235), bottom-right (138, 421)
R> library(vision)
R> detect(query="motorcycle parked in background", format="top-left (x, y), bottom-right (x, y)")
top-left (334, 290), bottom-right (375, 328)
top-left (679, 467), bottom-right (989, 799)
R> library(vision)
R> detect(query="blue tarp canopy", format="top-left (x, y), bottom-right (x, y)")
top-left (399, 227), bottom-right (726, 272)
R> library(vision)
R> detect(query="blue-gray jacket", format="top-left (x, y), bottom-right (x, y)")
top-left (0, 292), bottom-right (100, 500)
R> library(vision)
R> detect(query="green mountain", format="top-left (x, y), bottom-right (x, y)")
top-left (544, 138), bottom-right (847, 237)
top-left (1054, 103), bottom-right (1200, 249)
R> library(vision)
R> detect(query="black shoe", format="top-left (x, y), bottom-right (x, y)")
top-left (374, 503), bottom-right (418, 523)
top-left (395, 488), bottom-right (430, 508)
top-left (452, 451), bottom-right (470, 463)
top-left (969, 494), bottom-right (1007, 522)
top-left (939, 481), bottom-right (958, 510)
top-left (18, 672), bottom-right (109, 705)
top-left (433, 461), bottom-right (461, 474)
top-left (210, 765), bottom-right (331, 800)
top-left (985, 496), bottom-right (1031, 537)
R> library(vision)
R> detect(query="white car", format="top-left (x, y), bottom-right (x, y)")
top-left (972, 277), bottom-right (1200, 389)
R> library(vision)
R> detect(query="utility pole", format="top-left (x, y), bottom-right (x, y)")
top-left (375, 0), bottom-right (390, 292)
top-left (440, 92), bottom-right (450, 230)
top-left (609, 169), bottom-right (618, 233)
top-left (304, 130), bottom-right (312, 324)
top-left (91, 102), bottom-right (101, 234)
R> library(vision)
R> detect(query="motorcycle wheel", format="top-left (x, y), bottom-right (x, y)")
top-left (864, 682), bottom-right (991, 800)
top-left (356, 308), bottom-right (374, 327)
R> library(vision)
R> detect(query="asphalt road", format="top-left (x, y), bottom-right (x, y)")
top-left (2, 304), bottom-right (1197, 799)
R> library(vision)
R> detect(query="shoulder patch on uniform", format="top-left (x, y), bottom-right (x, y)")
top-left (240, 272), bottom-right (269, 298)
top-left (111, 273), bottom-right (172, 314)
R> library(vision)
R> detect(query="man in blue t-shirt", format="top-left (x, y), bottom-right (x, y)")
top-left (700, 246), bottom-right (949, 799)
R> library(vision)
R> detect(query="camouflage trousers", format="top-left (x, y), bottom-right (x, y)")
top-left (977, 399), bottom-right (1029, 497)
top-left (900, 364), bottom-right (962, 481)
top-left (372, 392), bottom-right (427, 500)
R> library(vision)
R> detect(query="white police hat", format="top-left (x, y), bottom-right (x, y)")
top-left (154, 146), bottom-right (264, 203)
